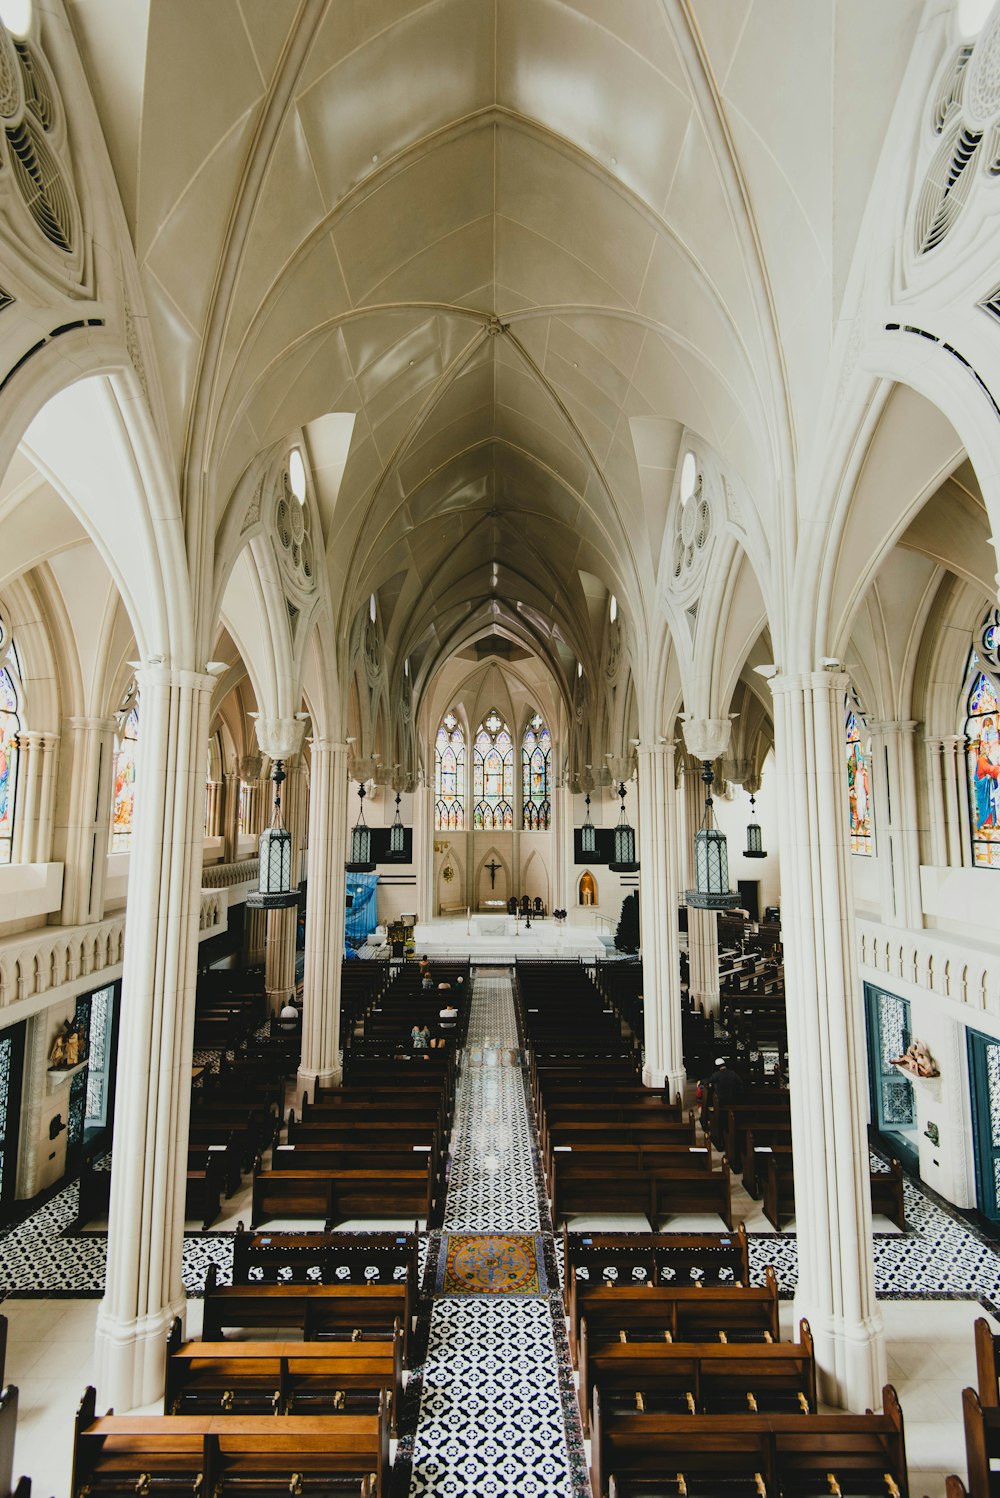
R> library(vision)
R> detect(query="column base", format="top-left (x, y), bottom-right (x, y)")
top-left (297, 1064), bottom-right (343, 1098)
top-left (688, 987), bottom-right (720, 1020)
top-left (643, 1063), bottom-right (686, 1103)
top-left (265, 988), bottom-right (295, 1016)
top-left (94, 1294), bottom-right (186, 1411)
top-left (793, 1296), bottom-right (886, 1411)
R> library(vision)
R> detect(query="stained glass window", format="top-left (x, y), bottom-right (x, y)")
top-left (435, 712), bottom-right (465, 830)
top-left (0, 654), bottom-right (20, 866)
top-left (845, 706), bottom-right (872, 856)
top-left (474, 709), bottom-right (514, 830)
top-left (522, 712), bottom-right (551, 830)
top-left (111, 700), bottom-right (139, 852)
top-left (965, 650), bottom-right (1000, 869)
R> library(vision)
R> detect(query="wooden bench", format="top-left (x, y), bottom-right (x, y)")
top-left (740, 1126), bottom-right (793, 1199)
top-left (975, 1315), bottom-right (1000, 1406)
top-left (569, 1270), bottom-right (780, 1365)
top-left (550, 1156), bottom-right (733, 1231)
top-left (762, 1153), bottom-right (905, 1231)
top-left (231, 1229), bottom-right (417, 1289)
top-left (76, 1154), bottom-right (227, 1232)
top-left (251, 1164), bottom-right (434, 1229)
top-left (591, 1381), bottom-right (909, 1498)
top-left (578, 1318), bottom-right (817, 1430)
top-left (962, 1384), bottom-right (1000, 1497)
top-left (562, 1227), bottom-right (750, 1309)
top-left (164, 1320), bottom-right (404, 1433)
top-left (201, 1271), bottom-right (411, 1358)
top-left (0, 1386), bottom-right (18, 1498)
top-left (72, 1388), bottom-right (388, 1497)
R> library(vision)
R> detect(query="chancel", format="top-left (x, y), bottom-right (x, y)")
top-left (0, 3), bottom-right (999, 1496)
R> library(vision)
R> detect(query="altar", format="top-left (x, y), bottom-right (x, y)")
top-left (412, 915), bottom-right (607, 962)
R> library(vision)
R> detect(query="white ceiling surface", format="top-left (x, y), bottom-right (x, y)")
top-left (66, 0), bottom-right (923, 680)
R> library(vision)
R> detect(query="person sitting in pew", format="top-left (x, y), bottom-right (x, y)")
top-left (410, 1021), bottom-right (431, 1059)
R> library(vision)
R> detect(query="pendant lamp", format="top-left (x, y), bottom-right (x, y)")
top-left (346, 782), bottom-right (375, 873)
top-left (608, 781), bottom-right (639, 872)
top-left (247, 760), bottom-right (300, 909)
top-left (744, 792), bottom-right (767, 858)
top-left (580, 792), bottom-right (597, 854)
top-left (687, 761), bottom-right (739, 909)
top-left (388, 791), bottom-right (407, 859)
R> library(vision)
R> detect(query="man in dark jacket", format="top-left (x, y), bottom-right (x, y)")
top-left (701, 1056), bottom-right (743, 1150)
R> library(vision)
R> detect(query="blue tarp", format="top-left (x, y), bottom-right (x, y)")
top-left (345, 872), bottom-right (379, 950)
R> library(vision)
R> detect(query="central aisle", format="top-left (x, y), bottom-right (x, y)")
top-left (407, 969), bottom-right (588, 1497)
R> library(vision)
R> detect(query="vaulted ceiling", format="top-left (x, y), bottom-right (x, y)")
top-left (66, 0), bottom-right (923, 696)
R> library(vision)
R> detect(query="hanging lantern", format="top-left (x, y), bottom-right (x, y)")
top-left (388, 792), bottom-right (407, 860)
top-left (246, 760), bottom-right (299, 909)
top-left (609, 781), bottom-right (639, 872)
top-left (580, 792), bottom-right (597, 854)
top-left (687, 761), bottom-right (739, 909)
top-left (346, 783), bottom-right (375, 873)
top-left (745, 792), bottom-right (767, 859)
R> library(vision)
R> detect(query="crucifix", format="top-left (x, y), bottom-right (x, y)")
top-left (485, 858), bottom-right (501, 889)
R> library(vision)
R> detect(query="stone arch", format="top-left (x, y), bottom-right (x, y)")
top-left (578, 869), bottom-right (598, 907)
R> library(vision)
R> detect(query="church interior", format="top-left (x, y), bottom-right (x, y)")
top-left (2, 1), bottom-right (1000, 1494)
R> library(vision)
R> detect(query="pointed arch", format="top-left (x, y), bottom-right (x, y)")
top-left (473, 708), bottom-right (514, 830)
top-left (521, 710), bottom-right (551, 830)
top-left (435, 710), bottom-right (465, 830)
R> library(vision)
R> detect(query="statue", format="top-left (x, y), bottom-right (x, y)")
top-left (49, 1018), bottom-right (87, 1070)
top-left (48, 1031), bottom-right (66, 1069)
top-left (889, 1039), bottom-right (938, 1079)
top-left (485, 858), bottom-right (501, 889)
top-left (64, 1029), bottom-right (82, 1067)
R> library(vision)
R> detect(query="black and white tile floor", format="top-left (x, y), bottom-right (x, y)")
top-left (407, 969), bottom-right (589, 1498)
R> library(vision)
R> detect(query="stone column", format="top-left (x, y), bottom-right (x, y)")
top-left (94, 666), bottom-right (213, 1411)
top-left (203, 780), bottom-right (222, 838)
top-left (255, 719), bottom-right (307, 1016)
top-left (925, 736), bottom-right (948, 867)
top-left (552, 779), bottom-right (573, 914)
top-left (869, 721), bottom-right (922, 929)
top-left (222, 767), bottom-right (240, 863)
top-left (299, 740), bottom-right (348, 1092)
top-left (11, 730), bottom-right (58, 863)
top-left (60, 716), bottom-right (116, 925)
top-left (681, 756), bottom-right (720, 1019)
top-left (945, 735), bottom-right (974, 868)
top-left (769, 670), bottom-right (885, 1411)
top-left (636, 742), bottom-right (685, 1097)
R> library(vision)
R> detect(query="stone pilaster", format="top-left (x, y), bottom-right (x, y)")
top-left (636, 742), bottom-right (684, 1097)
top-left (769, 670), bottom-right (885, 1411)
top-left (60, 716), bottom-right (116, 926)
top-left (299, 740), bottom-right (348, 1091)
top-left (94, 667), bottom-right (214, 1411)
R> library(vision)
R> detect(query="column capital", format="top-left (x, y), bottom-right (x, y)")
top-left (868, 719), bottom-right (920, 737)
top-left (767, 669), bottom-right (850, 697)
top-left (69, 715), bottom-right (117, 733)
top-left (252, 714), bottom-right (307, 761)
top-left (307, 738), bottom-right (349, 755)
top-left (635, 739), bottom-right (677, 758)
top-left (680, 716), bottom-right (732, 761)
top-left (135, 665), bottom-right (218, 696)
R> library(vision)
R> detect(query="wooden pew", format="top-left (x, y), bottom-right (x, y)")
top-left (164, 1318), bottom-right (404, 1433)
top-left (76, 1153), bottom-right (227, 1231)
top-left (569, 1270), bottom-right (780, 1365)
top-left (740, 1126), bottom-right (793, 1199)
top-left (251, 1162), bottom-right (434, 1229)
top-left (591, 1381), bottom-right (909, 1498)
top-left (201, 1269), bottom-right (410, 1358)
top-left (231, 1229), bottom-right (417, 1291)
top-left (0, 1387), bottom-right (17, 1498)
top-left (763, 1153), bottom-right (906, 1231)
top-left (962, 1384), bottom-right (1000, 1497)
top-left (562, 1227), bottom-right (750, 1309)
top-left (550, 1154), bottom-right (733, 1231)
top-left (72, 1386), bottom-right (388, 1497)
top-left (975, 1315), bottom-right (1000, 1406)
top-left (578, 1318), bottom-right (817, 1429)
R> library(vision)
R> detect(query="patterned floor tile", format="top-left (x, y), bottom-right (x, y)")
top-left (439, 1234), bottom-right (545, 1296)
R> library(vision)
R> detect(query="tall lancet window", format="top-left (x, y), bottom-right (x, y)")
top-left (435, 711), bottom-right (465, 830)
top-left (473, 709), bottom-right (514, 830)
top-left (110, 682), bottom-right (139, 852)
top-left (522, 712), bottom-right (551, 830)
top-left (0, 618), bottom-right (21, 865)
top-left (845, 696), bottom-right (873, 856)
top-left (965, 609), bottom-right (1000, 868)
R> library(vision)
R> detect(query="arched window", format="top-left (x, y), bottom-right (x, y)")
top-left (473, 709), bottom-right (513, 830)
top-left (522, 712), bottom-right (551, 830)
top-left (0, 619), bottom-right (21, 865)
top-left (845, 697), bottom-right (873, 856)
top-left (110, 683), bottom-right (139, 852)
top-left (435, 711), bottom-right (465, 830)
top-left (964, 610), bottom-right (1000, 868)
